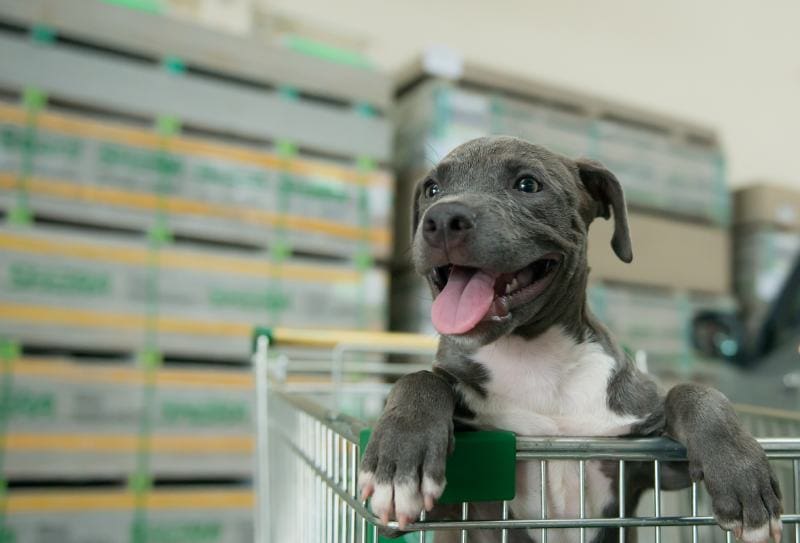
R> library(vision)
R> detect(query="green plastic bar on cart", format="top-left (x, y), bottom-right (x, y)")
top-left (359, 429), bottom-right (516, 504)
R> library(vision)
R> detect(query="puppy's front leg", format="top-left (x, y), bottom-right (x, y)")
top-left (358, 370), bottom-right (456, 529)
top-left (664, 383), bottom-right (782, 543)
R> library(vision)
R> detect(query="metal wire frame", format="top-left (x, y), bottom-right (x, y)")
top-left (265, 388), bottom-right (800, 543)
top-left (254, 333), bottom-right (800, 542)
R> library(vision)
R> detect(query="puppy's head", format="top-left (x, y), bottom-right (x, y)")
top-left (411, 136), bottom-right (632, 347)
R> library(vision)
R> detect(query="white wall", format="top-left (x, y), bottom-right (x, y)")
top-left (263, 0), bottom-right (800, 189)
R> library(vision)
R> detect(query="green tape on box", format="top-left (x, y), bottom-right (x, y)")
top-left (138, 349), bottom-right (162, 370)
top-left (357, 156), bottom-right (376, 173)
top-left (101, 0), bottom-right (162, 12)
top-left (148, 220), bottom-right (173, 246)
top-left (6, 205), bottom-right (32, 226)
top-left (354, 251), bottom-right (373, 271)
top-left (355, 103), bottom-right (376, 118)
top-left (278, 86), bottom-right (299, 101)
top-left (30, 25), bottom-right (56, 44)
top-left (162, 55), bottom-right (186, 75)
top-left (276, 139), bottom-right (298, 158)
top-left (128, 472), bottom-right (152, 494)
top-left (22, 88), bottom-right (47, 112)
top-left (270, 239), bottom-right (293, 261)
top-left (359, 429), bottom-right (516, 504)
top-left (155, 115), bottom-right (181, 137)
top-left (282, 35), bottom-right (373, 70)
top-left (0, 341), bottom-right (19, 362)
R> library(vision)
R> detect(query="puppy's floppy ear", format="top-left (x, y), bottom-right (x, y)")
top-left (576, 158), bottom-right (633, 263)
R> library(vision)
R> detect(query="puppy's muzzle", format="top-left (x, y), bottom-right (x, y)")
top-left (422, 201), bottom-right (476, 250)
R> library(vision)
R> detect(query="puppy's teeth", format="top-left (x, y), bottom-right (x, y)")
top-left (505, 283), bottom-right (512, 295)
top-left (509, 279), bottom-right (519, 292)
top-left (516, 267), bottom-right (534, 287)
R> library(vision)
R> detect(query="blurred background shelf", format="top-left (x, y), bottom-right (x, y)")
top-left (0, 1), bottom-right (798, 542)
top-left (4, 485), bottom-right (254, 543)
top-left (390, 54), bottom-right (736, 372)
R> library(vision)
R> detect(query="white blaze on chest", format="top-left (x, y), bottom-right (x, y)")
top-left (464, 326), bottom-right (642, 437)
top-left (459, 327), bottom-right (646, 541)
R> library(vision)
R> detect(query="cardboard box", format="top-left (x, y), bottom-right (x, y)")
top-left (0, 224), bottom-right (388, 358)
top-left (0, 103), bottom-right (393, 260)
top-left (5, 487), bottom-right (253, 543)
top-left (588, 212), bottom-right (730, 294)
top-left (394, 77), bottom-right (729, 227)
top-left (734, 183), bottom-right (800, 231)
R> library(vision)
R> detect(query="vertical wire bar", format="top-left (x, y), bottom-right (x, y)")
top-left (461, 502), bottom-right (469, 543)
top-left (618, 460), bottom-right (626, 543)
top-left (579, 460), bottom-right (586, 543)
top-left (328, 428), bottom-right (335, 543)
top-left (334, 435), bottom-right (340, 543)
top-left (316, 425), bottom-right (321, 543)
top-left (541, 460), bottom-right (548, 543)
top-left (725, 530), bottom-right (732, 543)
top-left (418, 510), bottom-right (426, 543)
top-left (253, 335), bottom-right (270, 543)
top-left (691, 481), bottom-right (699, 543)
top-left (372, 524), bottom-right (378, 543)
top-left (653, 460), bottom-right (661, 543)
top-left (350, 442), bottom-right (358, 543)
top-left (501, 500), bottom-right (509, 543)
top-left (304, 416), bottom-right (311, 543)
top-left (793, 460), bottom-right (799, 543)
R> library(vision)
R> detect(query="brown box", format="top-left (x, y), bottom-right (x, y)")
top-left (588, 213), bottom-right (730, 294)
top-left (734, 184), bottom-right (800, 231)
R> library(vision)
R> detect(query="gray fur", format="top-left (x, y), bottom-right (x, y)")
top-left (362, 136), bottom-right (781, 541)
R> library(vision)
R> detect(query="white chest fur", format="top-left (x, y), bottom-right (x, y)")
top-left (458, 327), bottom-right (643, 542)
top-left (463, 326), bottom-right (641, 437)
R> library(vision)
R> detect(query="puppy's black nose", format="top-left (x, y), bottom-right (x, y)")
top-left (422, 202), bottom-right (475, 249)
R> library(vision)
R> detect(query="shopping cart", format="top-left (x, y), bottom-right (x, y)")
top-left (253, 327), bottom-right (800, 543)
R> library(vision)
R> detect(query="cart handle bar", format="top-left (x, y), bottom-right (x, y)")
top-left (252, 326), bottom-right (438, 352)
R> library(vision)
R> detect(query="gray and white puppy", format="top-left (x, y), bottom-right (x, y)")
top-left (358, 136), bottom-right (783, 543)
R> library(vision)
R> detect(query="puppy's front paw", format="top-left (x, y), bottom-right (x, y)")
top-left (358, 415), bottom-right (452, 529)
top-left (697, 436), bottom-right (782, 543)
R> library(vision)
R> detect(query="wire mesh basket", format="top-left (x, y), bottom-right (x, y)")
top-left (253, 328), bottom-right (800, 542)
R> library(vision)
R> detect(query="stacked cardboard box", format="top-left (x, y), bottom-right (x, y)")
top-left (391, 53), bottom-right (732, 366)
top-left (0, 1), bottom-right (393, 539)
top-left (0, 1), bottom-right (394, 354)
top-left (733, 184), bottom-right (800, 331)
top-left (3, 486), bottom-right (254, 543)
top-left (2, 356), bottom-right (254, 478)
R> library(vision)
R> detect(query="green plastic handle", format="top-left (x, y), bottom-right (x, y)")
top-left (359, 428), bottom-right (516, 504)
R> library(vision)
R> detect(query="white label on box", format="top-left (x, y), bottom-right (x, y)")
top-left (363, 271), bottom-right (386, 305)
top-left (448, 90), bottom-right (490, 116)
top-left (776, 204), bottom-right (797, 226)
top-left (423, 46), bottom-right (464, 80)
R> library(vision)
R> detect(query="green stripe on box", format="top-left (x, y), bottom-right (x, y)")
top-left (30, 25), bottom-right (56, 44)
top-left (155, 115), bottom-right (181, 137)
top-left (162, 56), bottom-right (186, 75)
top-left (282, 35), bottom-right (373, 70)
top-left (101, 0), bottom-right (162, 13)
top-left (278, 86), bottom-right (299, 101)
top-left (276, 139), bottom-right (298, 158)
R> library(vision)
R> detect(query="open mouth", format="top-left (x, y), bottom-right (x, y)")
top-left (429, 254), bottom-right (561, 335)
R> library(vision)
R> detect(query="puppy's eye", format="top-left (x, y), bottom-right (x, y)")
top-left (514, 176), bottom-right (542, 193)
top-left (424, 180), bottom-right (440, 198)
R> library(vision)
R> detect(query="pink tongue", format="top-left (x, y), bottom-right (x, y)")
top-left (431, 266), bottom-right (497, 335)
